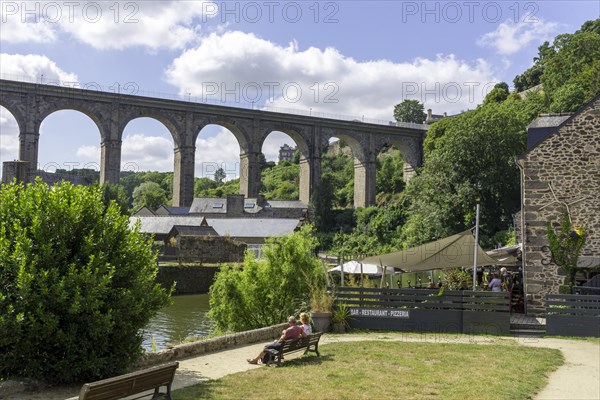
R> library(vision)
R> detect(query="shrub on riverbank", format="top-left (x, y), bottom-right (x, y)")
top-left (209, 225), bottom-right (324, 332)
top-left (0, 179), bottom-right (171, 383)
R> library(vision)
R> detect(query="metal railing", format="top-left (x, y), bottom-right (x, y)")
top-left (1, 73), bottom-right (429, 129)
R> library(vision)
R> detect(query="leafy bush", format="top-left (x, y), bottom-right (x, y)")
top-left (0, 180), bottom-right (171, 383)
top-left (208, 225), bottom-right (324, 332)
top-left (442, 268), bottom-right (471, 290)
top-left (547, 211), bottom-right (587, 290)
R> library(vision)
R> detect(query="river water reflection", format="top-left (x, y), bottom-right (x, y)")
top-left (142, 293), bottom-right (214, 351)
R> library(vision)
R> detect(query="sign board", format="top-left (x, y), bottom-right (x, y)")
top-left (349, 308), bottom-right (410, 318)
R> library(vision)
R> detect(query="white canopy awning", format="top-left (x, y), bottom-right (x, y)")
top-left (329, 260), bottom-right (397, 275)
top-left (360, 229), bottom-right (499, 272)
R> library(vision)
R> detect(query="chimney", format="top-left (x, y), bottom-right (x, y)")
top-left (226, 194), bottom-right (244, 216)
top-left (426, 109), bottom-right (432, 123)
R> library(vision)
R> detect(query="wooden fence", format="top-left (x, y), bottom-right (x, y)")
top-left (546, 294), bottom-right (600, 337)
top-left (334, 287), bottom-right (510, 335)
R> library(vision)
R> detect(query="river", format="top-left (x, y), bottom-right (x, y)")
top-left (142, 293), bottom-right (215, 351)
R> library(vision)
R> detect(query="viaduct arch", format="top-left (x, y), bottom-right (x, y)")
top-left (0, 79), bottom-right (427, 208)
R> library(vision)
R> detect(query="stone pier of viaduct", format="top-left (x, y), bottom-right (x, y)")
top-left (0, 79), bottom-right (427, 207)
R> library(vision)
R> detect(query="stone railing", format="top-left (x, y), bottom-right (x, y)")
top-left (136, 323), bottom-right (288, 368)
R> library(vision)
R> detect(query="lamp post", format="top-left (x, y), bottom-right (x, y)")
top-left (472, 204), bottom-right (480, 291)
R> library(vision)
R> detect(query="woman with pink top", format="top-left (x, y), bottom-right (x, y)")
top-left (300, 312), bottom-right (312, 335)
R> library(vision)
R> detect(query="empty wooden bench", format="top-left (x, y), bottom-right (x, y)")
top-left (73, 361), bottom-right (179, 400)
top-left (266, 332), bottom-right (323, 367)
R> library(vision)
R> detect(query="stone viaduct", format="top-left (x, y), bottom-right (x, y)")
top-left (0, 79), bottom-right (427, 207)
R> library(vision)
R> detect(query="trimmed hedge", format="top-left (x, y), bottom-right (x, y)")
top-left (0, 179), bottom-right (171, 383)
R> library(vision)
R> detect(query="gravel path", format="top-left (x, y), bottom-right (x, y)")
top-left (2, 333), bottom-right (598, 400)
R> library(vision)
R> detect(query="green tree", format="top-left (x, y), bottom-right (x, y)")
top-left (513, 41), bottom-right (556, 92)
top-left (0, 179), bottom-right (171, 383)
top-left (483, 82), bottom-right (510, 105)
top-left (546, 212), bottom-right (587, 291)
top-left (402, 98), bottom-right (528, 247)
top-left (321, 151), bottom-right (354, 208)
top-left (132, 181), bottom-right (167, 211)
top-left (376, 149), bottom-right (404, 199)
top-left (312, 174), bottom-right (336, 232)
top-left (208, 225), bottom-right (323, 332)
top-left (331, 204), bottom-right (406, 256)
top-left (542, 30), bottom-right (600, 103)
top-left (393, 99), bottom-right (426, 124)
top-left (119, 171), bottom-right (173, 208)
top-left (214, 167), bottom-right (226, 184)
top-left (290, 149), bottom-right (301, 164)
top-left (261, 163), bottom-right (300, 200)
top-left (194, 177), bottom-right (217, 197)
top-left (99, 183), bottom-right (130, 215)
top-left (549, 82), bottom-right (588, 112)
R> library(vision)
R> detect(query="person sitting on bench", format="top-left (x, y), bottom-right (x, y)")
top-left (247, 315), bottom-right (306, 364)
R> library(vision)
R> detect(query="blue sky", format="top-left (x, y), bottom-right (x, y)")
top-left (1, 1), bottom-right (598, 178)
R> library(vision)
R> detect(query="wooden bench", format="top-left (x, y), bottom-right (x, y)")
top-left (74, 362), bottom-right (179, 400)
top-left (265, 332), bottom-right (322, 367)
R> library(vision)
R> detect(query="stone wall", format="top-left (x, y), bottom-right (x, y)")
top-left (176, 236), bottom-right (246, 264)
top-left (135, 323), bottom-right (288, 368)
top-left (1, 161), bottom-right (29, 184)
top-left (521, 97), bottom-right (600, 315)
top-left (156, 266), bottom-right (220, 295)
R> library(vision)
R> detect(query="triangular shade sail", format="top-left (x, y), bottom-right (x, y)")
top-left (360, 229), bottom-right (499, 272)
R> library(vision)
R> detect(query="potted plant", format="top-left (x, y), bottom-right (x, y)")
top-left (331, 302), bottom-right (351, 333)
top-left (308, 280), bottom-right (334, 333)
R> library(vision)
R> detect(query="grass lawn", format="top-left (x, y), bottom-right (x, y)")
top-left (173, 341), bottom-right (563, 400)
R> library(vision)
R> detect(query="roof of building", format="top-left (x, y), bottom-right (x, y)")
top-left (156, 205), bottom-right (191, 215)
top-left (520, 95), bottom-right (600, 158)
top-left (209, 218), bottom-right (301, 238)
top-left (263, 200), bottom-right (308, 209)
top-left (526, 114), bottom-right (572, 129)
top-left (130, 215), bottom-right (301, 238)
top-left (131, 216), bottom-right (203, 235)
top-left (189, 198), bottom-right (227, 214)
top-left (168, 224), bottom-right (219, 237)
top-left (133, 206), bottom-right (155, 216)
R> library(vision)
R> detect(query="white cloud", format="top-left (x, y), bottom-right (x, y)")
top-left (61, 1), bottom-right (215, 50)
top-left (195, 128), bottom-right (239, 179)
top-left (0, 107), bottom-right (20, 177)
top-left (0, 53), bottom-right (78, 82)
top-left (477, 19), bottom-right (560, 55)
top-left (75, 145), bottom-right (100, 160)
top-left (74, 134), bottom-right (176, 173)
top-left (0, 1), bottom-right (217, 50)
top-left (0, 1), bottom-right (57, 43)
top-left (121, 134), bottom-right (174, 172)
top-left (165, 31), bottom-right (499, 118)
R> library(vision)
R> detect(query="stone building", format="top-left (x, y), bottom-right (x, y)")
top-left (278, 144), bottom-right (296, 162)
top-left (424, 109), bottom-right (446, 124)
top-left (164, 222), bottom-right (247, 264)
top-left (517, 96), bottom-right (600, 316)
